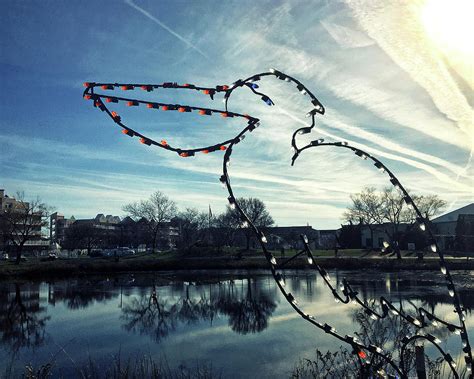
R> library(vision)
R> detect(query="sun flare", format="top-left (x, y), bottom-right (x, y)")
top-left (421, 0), bottom-right (473, 59)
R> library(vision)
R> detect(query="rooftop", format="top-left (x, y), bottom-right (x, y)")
top-left (432, 203), bottom-right (474, 223)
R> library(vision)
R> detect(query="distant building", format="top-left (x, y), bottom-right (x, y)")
top-left (431, 203), bottom-right (474, 251)
top-left (50, 212), bottom-right (76, 245)
top-left (347, 203), bottom-right (474, 253)
top-left (318, 229), bottom-right (339, 249)
top-left (51, 212), bottom-right (179, 250)
top-left (268, 226), bottom-right (320, 250)
top-left (0, 189), bottom-right (45, 251)
top-left (360, 223), bottom-right (412, 250)
top-left (229, 225), bottom-right (320, 250)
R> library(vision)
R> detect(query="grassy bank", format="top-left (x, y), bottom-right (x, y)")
top-left (0, 249), bottom-right (472, 280)
top-left (5, 353), bottom-right (220, 379)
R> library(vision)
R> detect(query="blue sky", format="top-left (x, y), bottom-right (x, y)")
top-left (1, 0), bottom-right (472, 228)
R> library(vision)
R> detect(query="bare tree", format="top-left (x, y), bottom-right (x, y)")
top-left (225, 198), bottom-right (274, 250)
top-left (211, 213), bottom-right (238, 251)
top-left (406, 194), bottom-right (447, 221)
top-left (0, 192), bottom-right (52, 264)
top-left (175, 208), bottom-right (208, 249)
top-left (344, 187), bottom-right (446, 259)
top-left (343, 187), bottom-right (383, 251)
top-left (381, 188), bottom-right (446, 259)
top-left (122, 191), bottom-right (177, 253)
top-left (380, 187), bottom-right (408, 259)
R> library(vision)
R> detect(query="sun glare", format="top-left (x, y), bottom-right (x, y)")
top-left (421, 0), bottom-right (473, 59)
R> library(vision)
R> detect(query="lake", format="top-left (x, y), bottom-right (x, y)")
top-left (0, 269), bottom-right (473, 378)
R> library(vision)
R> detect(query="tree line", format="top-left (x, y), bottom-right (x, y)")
top-left (342, 186), bottom-right (446, 258)
top-left (62, 191), bottom-right (275, 254)
top-left (2, 186), bottom-right (463, 264)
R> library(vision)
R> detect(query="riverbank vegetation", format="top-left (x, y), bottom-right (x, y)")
top-left (4, 354), bottom-right (220, 379)
top-left (0, 247), bottom-right (471, 280)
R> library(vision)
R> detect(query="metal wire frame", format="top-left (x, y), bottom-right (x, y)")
top-left (84, 70), bottom-right (472, 378)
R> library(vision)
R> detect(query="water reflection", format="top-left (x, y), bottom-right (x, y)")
top-left (0, 283), bottom-right (50, 352)
top-left (121, 278), bottom-right (277, 342)
top-left (0, 271), bottom-right (472, 377)
top-left (216, 279), bottom-right (276, 334)
top-left (47, 278), bottom-right (116, 309)
top-left (121, 286), bottom-right (177, 342)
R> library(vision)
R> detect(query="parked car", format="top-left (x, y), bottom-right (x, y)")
top-left (89, 249), bottom-right (104, 257)
top-left (116, 247), bottom-right (136, 256)
top-left (102, 249), bottom-right (116, 257)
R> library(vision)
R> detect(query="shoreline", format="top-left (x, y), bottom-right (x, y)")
top-left (0, 255), bottom-right (472, 280)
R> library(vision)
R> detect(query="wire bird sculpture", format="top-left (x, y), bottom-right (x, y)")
top-left (83, 69), bottom-right (472, 378)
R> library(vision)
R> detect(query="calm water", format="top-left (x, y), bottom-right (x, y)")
top-left (0, 269), bottom-right (473, 378)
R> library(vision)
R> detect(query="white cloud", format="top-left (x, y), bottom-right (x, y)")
top-left (320, 20), bottom-right (375, 48)
top-left (346, 0), bottom-right (473, 140)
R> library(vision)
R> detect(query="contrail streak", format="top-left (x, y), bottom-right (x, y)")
top-left (279, 109), bottom-right (472, 193)
top-left (124, 0), bottom-right (209, 59)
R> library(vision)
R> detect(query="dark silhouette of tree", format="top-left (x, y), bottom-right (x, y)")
top-left (344, 187), bottom-right (383, 252)
top-left (224, 197), bottom-right (274, 250)
top-left (210, 213), bottom-right (238, 251)
top-left (123, 191), bottom-right (177, 253)
top-left (175, 208), bottom-right (208, 250)
top-left (63, 223), bottom-right (103, 255)
top-left (338, 222), bottom-right (362, 249)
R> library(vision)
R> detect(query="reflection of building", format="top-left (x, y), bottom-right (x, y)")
top-left (0, 189), bottom-right (44, 251)
top-left (432, 203), bottom-right (474, 252)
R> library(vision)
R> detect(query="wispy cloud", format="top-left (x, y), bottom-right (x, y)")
top-left (2, 0), bottom-right (472, 228)
top-left (346, 0), bottom-right (473, 140)
top-left (320, 20), bottom-right (375, 49)
top-left (124, 0), bottom-right (209, 60)
top-left (278, 109), bottom-right (472, 193)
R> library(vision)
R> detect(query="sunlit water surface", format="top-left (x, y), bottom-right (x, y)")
top-left (0, 269), bottom-right (472, 378)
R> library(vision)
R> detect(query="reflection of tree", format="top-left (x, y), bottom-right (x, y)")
top-left (218, 279), bottom-right (276, 334)
top-left (293, 307), bottom-right (418, 378)
top-left (120, 279), bottom-right (277, 342)
top-left (354, 304), bottom-right (416, 376)
top-left (292, 281), bottom-right (470, 379)
top-left (50, 280), bottom-right (116, 309)
top-left (121, 287), bottom-right (176, 343)
top-left (0, 283), bottom-right (50, 352)
top-left (173, 286), bottom-right (201, 324)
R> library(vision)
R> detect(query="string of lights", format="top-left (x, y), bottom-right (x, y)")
top-left (82, 81), bottom-right (260, 156)
top-left (84, 70), bottom-right (471, 378)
